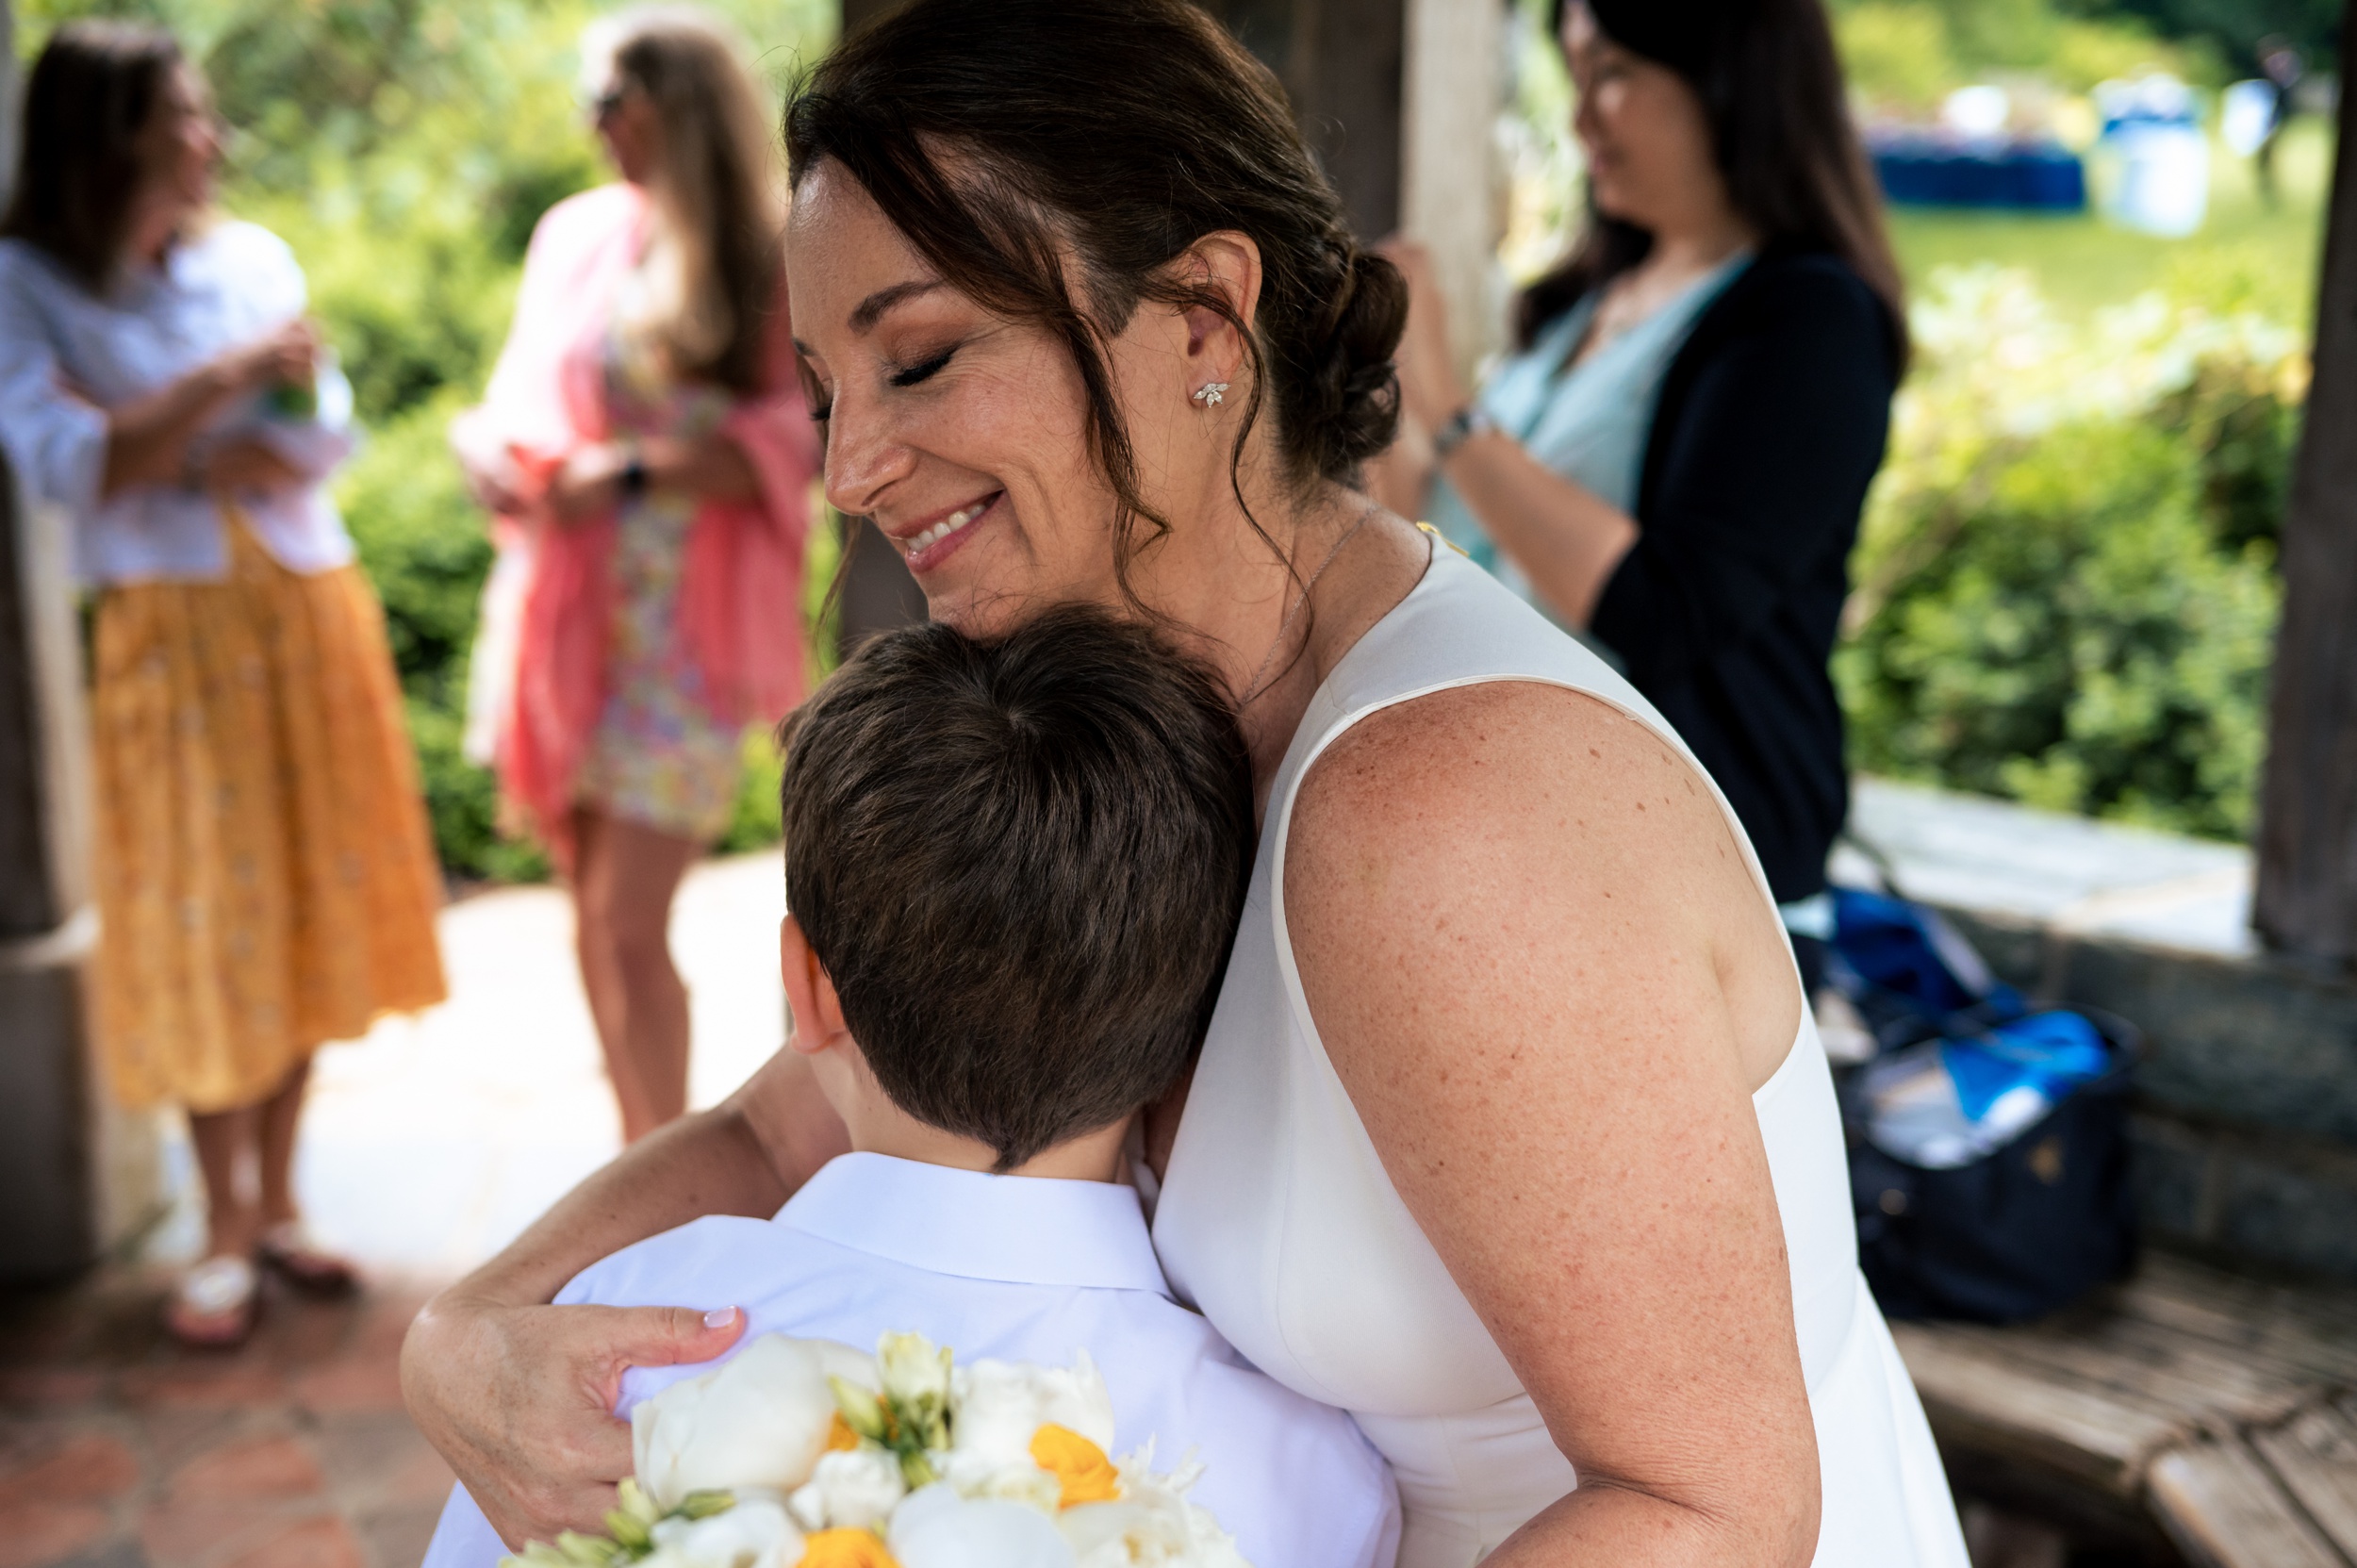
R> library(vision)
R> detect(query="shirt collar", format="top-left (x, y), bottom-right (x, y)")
top-left (774, 1152), bottom-right (1172, 1298)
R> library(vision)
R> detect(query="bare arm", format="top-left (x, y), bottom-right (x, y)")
top-left (400, 1048), bottom-right (851, 1546)
top-left (99, 319), bottom-right (316, 497)
top-left (1427, 433), bottom-right (1639, 628)
top-left (544, 433), bottom-right (761, 523)
top-left (1286, 682), bottom-right (1819, 1567)
top-left (1378, 237), bottom-right (1637, 626)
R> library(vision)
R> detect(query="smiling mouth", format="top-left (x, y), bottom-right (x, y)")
top-left (903, 495), bottom-right (995, 555)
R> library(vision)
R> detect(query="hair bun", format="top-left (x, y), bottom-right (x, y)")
top-left (1292, 246), bottom-right (1408, 479)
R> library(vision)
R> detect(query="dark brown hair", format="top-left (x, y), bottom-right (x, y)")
top-left (588, 8), bottom-right (780, 394)
top-left (784, 0), bottom-right (1407, 603)
top-left (1519, 0), bottom-right (1906, 365)
top-left (779, 607), bottom-right (1254, 1170)
top-left (2, 22), bottom-right (186, 290)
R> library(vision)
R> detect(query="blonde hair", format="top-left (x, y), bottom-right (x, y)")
top-left (582, 7), bottom-right (781, 392)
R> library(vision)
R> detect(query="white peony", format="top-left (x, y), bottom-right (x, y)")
top-left (878, 1331), bottom-right (954, 1409)
top-left (947, 1352), bottom-right (1116, 1473)
top-left (632, 1336), bottom-right (879, 1510)
top-left (787, 1446), bottom-right (908, 1532)
top-left (1054, 1449), bottom-right (1251, 1568)
top-left (640, 1495), bottom-right (805, 1568)
top-left (1058, 1483), bottom-right (1251, 1568)
top-left (885, 1483), bottom-right (1079, 1568)
top-left (939, 1458), bottom-right (1063, 1515)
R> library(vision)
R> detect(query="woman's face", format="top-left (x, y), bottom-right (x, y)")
top-left (591, 73), bottom-right (663, 187)
top-left (132, 65), bottom-right (221, 238)
top-left (1562, 5), bottom-right (1724, 237)
top-left (786, 162), bottom-right (1212, 635)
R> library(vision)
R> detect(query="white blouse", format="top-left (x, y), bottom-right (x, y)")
top-left (0, 220), bottom-right (354, 587)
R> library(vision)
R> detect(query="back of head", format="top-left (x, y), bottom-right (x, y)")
top-left (3, 21), bottom-right (184, 290)
top-left (785, 0), bottom-right (1407, 578)
top-left (1522, 0), bottom-right (1904, 363)
top-left (780, 607), bottom-right (1254, 1171)
top-left (581, 5), bottom-right (778, 392)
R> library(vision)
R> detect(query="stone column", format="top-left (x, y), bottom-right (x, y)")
top-left (0, 453), bottom-right (127, 1282)
top-left (2256, 21), bottom-right (2357, 967)
top-left (1399, 0), bottom-right (1506, 381)
top-left (0, 8), bottom-right (164, 1279)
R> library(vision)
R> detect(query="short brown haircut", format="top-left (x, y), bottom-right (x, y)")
top-left (2, 22), bottom-right (186, 290)
top-left (780, 608), bottom-right (1252, 1170)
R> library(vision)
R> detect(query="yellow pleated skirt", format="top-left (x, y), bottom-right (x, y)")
top-left (89, 515), bottom-right (449, 1114)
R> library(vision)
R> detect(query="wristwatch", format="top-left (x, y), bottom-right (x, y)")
top-left (1431, 402), bottom-right (1498, 460)
top-left (618, 446), bottom-right (649, 499)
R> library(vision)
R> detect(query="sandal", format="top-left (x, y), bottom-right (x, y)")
top-left (255, 1222), bottom-right (361, 1296)
top-left (166, 1255), bottom-right (259, 1349)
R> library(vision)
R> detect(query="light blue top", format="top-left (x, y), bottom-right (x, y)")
top-left (1426, 252), bottom-right (1751, 614)
top-left (0, 220), bottom-right (355, 587)
top-left (420, 1152), bottom-right (1401, 1568)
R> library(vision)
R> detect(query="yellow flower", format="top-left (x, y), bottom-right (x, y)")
top-left (796, 1527), bottom-right (898, 1568)
top-left (825, 1412), bottom-right (863, 1454)
top-left (1029, 1423), bottom-right (1123, 1509)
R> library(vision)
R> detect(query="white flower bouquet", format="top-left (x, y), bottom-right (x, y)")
top-left (504, 1330), bottom-right (1252, 1568)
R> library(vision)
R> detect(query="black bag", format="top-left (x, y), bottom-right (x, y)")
top-left (1826, 883), bottom-right (2141, 1325)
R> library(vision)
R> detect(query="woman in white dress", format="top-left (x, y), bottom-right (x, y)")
top-left (401, 2), bottom-right (1970, 1562)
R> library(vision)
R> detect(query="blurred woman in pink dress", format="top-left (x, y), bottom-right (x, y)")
top-left (452, 8), bottom-right (819, 1144)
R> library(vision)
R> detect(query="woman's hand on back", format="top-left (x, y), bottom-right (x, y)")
top-left (400, 1290), bottom-right (748, 1546)
top-left (400, 1052), bottom-right (851, 1546)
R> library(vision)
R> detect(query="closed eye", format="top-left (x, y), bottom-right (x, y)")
top-left (889, 345), bottom-right (959, 388)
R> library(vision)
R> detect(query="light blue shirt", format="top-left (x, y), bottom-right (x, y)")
top-left (421, 1153), bottom-right (1401, 1568)
top-left (0, 220), bottom-right (356, 587)
top-left (1426, 253), bottom-right (1751, 612)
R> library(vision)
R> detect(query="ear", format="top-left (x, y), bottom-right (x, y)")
top-left (780, 914), bottom-right (850, 1058)
top-left (1176, 231), bottom-right (1265, 388)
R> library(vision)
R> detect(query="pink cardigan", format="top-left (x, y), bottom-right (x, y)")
top-left (453, 184), bottom-right (821, 861)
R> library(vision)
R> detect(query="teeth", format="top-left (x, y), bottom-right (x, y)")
top-left (910, 502), bottom-right (984, 553)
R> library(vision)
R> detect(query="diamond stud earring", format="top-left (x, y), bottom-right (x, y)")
top-left (1192, 382), bottom-right (1229, 408)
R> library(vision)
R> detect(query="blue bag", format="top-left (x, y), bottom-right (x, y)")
top-left (1827, 883), bottom-right (2140, 1324)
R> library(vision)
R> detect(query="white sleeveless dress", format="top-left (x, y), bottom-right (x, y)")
top-left (1151, 541), bottom-right (1969, 1568)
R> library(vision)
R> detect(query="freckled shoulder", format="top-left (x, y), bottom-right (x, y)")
top-left (1287, 678), bottom-right (1729, 872)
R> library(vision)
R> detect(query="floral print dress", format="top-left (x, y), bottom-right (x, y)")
top-left (570, 276), bottom-right (746, 842)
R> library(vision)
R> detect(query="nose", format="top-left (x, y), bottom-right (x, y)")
top-left (821, 386), bottom-right (917, 522)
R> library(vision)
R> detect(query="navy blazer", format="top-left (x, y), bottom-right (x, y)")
top-left (1588, 247), bottom-right (1901, 903)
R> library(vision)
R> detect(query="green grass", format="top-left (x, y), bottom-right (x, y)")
top-left (1887, 119), bottom-right (2333, 326)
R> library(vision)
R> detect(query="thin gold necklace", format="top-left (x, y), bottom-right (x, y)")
top-left (1238, 501), bottom-right (1380, 706)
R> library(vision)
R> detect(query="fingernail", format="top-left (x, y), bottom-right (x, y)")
top-left (703, 1307), bottom-right (738, 1329)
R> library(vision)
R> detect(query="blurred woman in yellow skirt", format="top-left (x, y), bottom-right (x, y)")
top-left (0, 24), bottom-right (447, 1345)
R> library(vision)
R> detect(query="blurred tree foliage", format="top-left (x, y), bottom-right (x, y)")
top-left (2079, 0), bottom-right (2339, 73)
top-left (1839, 268), bottom-right (2297, 839)
top-left (19, 0), bottom-right (831, 880)
top-left (1830, 0), bottom-right (2335, 108)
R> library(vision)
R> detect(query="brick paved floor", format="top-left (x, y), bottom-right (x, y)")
top-left (0, 853), bottom-right (790, 1568)
top-left (0, 1269), bottom-right (451, 1568)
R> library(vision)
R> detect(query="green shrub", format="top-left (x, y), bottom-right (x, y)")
top-left (1840, 267), bottom-right (2292, 840)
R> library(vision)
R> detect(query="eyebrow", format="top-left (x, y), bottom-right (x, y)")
top-left (849, 280), bottom-right (946, 334)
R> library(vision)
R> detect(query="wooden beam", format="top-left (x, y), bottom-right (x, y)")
top-left (2255, 17), bottom-right (2357, 966)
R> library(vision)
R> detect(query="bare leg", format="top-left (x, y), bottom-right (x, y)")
top-left (570, 809), bottom-right (634, 1121)
top-left (241, 1055), bottom-right (360, 1292)
top-left (573, 809), bottom-right (701, 1143)
top-left (256, 1057), bottom-right (312, 1230)
top-left (188, 1101), bottom-right (261, 1260)
top-left (174, 1102), bottom-right (265, 1343)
